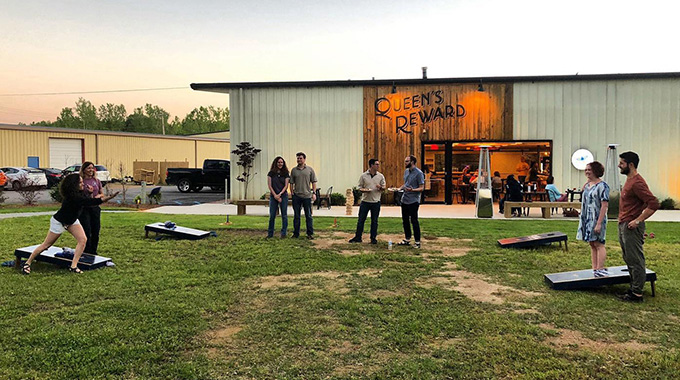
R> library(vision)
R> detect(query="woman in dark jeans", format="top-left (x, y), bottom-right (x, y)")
top-left (267, 156), bottom-right (290, 238)
top-left (79, 162), bottom-right (103, 254)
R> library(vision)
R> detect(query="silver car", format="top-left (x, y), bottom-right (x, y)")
top-left (62, 164), bottom-right (111, 186)
top-left (0, 167), bottom-right (48, 190)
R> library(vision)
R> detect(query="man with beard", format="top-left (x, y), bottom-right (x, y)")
top-left (396, 155), bottom-right (425, 250)
top-left (617, 151), bottom-right (659, 302)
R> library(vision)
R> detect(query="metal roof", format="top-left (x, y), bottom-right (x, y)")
top-left (0, 123), bottom-right (229, 142)
top-left (191, 72), bottom-right (680, 93)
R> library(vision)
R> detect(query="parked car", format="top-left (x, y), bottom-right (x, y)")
top-left (0, 167), bottom-right (48, 190)
top-left (166, 159), bottom-right (230, 193)
top-left (0, 169), bottom-right (7, 189)
top-left (62, 164), bottom-right (111, 186)
top-left (37, 168), bottom-right (64, 188)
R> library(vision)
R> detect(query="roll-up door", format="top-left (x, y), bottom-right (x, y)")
top-left (49, 138), bottom-right (83, 169)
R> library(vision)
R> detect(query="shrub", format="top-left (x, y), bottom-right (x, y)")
top-left (260, 192), bottom-right (268, 200)
top-left (330, 192), bottom-right (346, 206)
top-left (15, 177), bottom-right (42, 205)
top-left (49, 184), bottom-right (63, 203)
top-left (659, 197), bottom-right (676, 210)
top-left (0, 187), bottom-right (6, 204)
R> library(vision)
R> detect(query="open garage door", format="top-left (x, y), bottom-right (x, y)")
top-left (49, 138), bottom-right (83, 169)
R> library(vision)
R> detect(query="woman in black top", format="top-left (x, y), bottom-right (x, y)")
top-left (267, 156), bottom-right (290, 238)
top-left (22, 174), bottom-right (118, 274)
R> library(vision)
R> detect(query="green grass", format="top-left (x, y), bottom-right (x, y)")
top-left (0, 204), bottom-right (137, 214)
top-left (1, 214), bottom-right (678, 379)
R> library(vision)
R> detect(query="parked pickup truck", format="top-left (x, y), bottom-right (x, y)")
top-left (166, 159), bottom-right (230, 193)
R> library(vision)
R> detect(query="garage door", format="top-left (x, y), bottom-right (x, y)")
top-left (49, 138), bottom-right (83, 169)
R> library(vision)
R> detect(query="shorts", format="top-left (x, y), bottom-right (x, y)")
top-left (49, 216), bottom-right (80, 235)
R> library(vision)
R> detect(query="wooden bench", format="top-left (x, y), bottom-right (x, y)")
top-left (233, 199), bottom-right (269, 215)
top-left (504, 201), bottom-right (581, 218)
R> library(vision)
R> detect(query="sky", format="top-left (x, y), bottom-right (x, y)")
top-left (1, 0), bottom-right (679, 124)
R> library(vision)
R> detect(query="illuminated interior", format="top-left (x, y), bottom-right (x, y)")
top-left (422, 141), bottom-right (552, 204)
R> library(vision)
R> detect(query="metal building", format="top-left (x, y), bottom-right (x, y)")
top-left (192, 72), bottom-right (680, 203)
top-left (0, 124), bottom-right (230, 178)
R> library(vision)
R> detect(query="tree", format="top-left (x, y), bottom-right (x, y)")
top-left (177, 106), bottom-right (229, 135)
top-left (75, 98), bottom-right (99, 129)
top-left (98, 103), bottom-right (127, 131)
top-left (54, 107), bottom-right (79, 129)
top-left (125, 104), bottom-right (169, 134)
top-left (231, 141), bottom-right (261, 199)
top-left (29, 99), bottom-right (229, 136)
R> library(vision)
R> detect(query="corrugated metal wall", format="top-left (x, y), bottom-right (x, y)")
top-left (514, 79), bottom-right (680, 200)
top-left (230, 87), bottom-right (364, 199)
top-left (197, 140), bottom-right (230, 164)
top-left (0, 127), bottom-right (229, 179)
top-left (0, 129), bottom-right (95, 168)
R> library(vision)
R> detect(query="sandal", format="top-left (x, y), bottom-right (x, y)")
top-left (21, 263), bottom-right (31, 275)
top-left (68, 266), bottom-right (83, 274)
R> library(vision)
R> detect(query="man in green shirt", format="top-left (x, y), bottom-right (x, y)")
top-left (290, 152), bottom-right (317, 239)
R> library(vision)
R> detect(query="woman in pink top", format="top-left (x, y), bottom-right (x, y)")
top-left (79, 162), bottom-right (103, 255)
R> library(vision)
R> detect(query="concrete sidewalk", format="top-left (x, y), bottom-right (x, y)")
top-left (143, 202), bottom-right (680, 222)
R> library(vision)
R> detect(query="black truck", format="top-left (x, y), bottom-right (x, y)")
top-left (166, 159), bottom-right (230, 193)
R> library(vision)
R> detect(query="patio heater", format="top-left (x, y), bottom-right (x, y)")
top-left (604, 144), bottom-right (621, 219)
top-left (476, 146), bottom-right (493, 218)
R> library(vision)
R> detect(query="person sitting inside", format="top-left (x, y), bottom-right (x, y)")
top-left (499, 174), bottom-right (523, 215)
top-left (545, 176), bottom-right (568, 202)
top-left (492, 171), bottom-right (503, 200)
top-left (460, 165), bottom-right (471, 184)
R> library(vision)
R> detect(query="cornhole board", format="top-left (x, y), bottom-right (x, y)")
top-left (14, 245), bottom-right (111, 271)
top-left (497, 231), bottom-right (568, 251)
top-left (144, 223), bottom-right (210, 240)
top-left (544, 266), bottom-right (656, 296)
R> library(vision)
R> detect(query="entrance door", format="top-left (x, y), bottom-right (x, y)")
top-left (422, 142), bottom-right (452, 204)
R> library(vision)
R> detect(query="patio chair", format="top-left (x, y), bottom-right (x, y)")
top-left (317, 186), bottom-right (333, 209)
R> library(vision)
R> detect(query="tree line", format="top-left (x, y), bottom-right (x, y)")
top-left (23, 98), bottom-right (229, 135)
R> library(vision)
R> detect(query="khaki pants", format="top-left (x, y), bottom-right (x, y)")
top-left (618, 222), bottom-right (646, 294)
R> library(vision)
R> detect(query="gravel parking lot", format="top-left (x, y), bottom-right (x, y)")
top-left (1, 184), bottom-right (228, 206)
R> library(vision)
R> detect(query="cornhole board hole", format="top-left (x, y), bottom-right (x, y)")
top-left (544, 266), bottom-right (656, 296)
top-left (497, 231), bottom-right (568, 251)
top-left (144, 223), bottom-right (210, 240)
top-left (14, 245), bottom-right (112, 271)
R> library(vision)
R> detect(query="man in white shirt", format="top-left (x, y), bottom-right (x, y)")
top-left (349, 159), bottom-right (386, 244)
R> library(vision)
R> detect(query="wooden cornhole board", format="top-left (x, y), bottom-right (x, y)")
top-left (497, 231), bottom-right (568, 251)
top-left (144, 223), bottom-right (210, 240)
top-left (544, 266), bottom-right (656, 296)
top-left (14, 245), bottom-right (112, 271)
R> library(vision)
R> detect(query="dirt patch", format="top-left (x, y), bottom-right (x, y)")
top-left (540, 323), bottom-right (656, 352)
top-left (513, 308), bottom-right (541, 315)
top-left (429, 337), bottom-right (464, 349)
top-left (339, 249), bottom-right (364, 256)
top-left (417, 263), bottom-right (541, 305)
top-left (204, 325), bottom-right (243, 358)
top-left (255, 270), bottom-right (382, 292)
top-left (433, 246), bottom-right (471, 258)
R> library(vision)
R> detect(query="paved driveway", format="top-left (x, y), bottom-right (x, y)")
top-left (1, 184), bottom-right (228, 206)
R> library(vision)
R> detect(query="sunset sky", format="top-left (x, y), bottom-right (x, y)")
top-left (1, 0), bottom-right (678, 125)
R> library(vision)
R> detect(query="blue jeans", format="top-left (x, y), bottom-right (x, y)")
top-left (292, 195), bottom-right (313, 236)
top-left (353, 201), bottom-right (381, 241)
top-left (268, 194), bottom-right (288, 237)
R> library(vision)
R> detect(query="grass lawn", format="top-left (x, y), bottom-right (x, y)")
top-left (0, 204), bottom-right (138, 214)
top-left (1, 213), bottom-right (678, 379)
